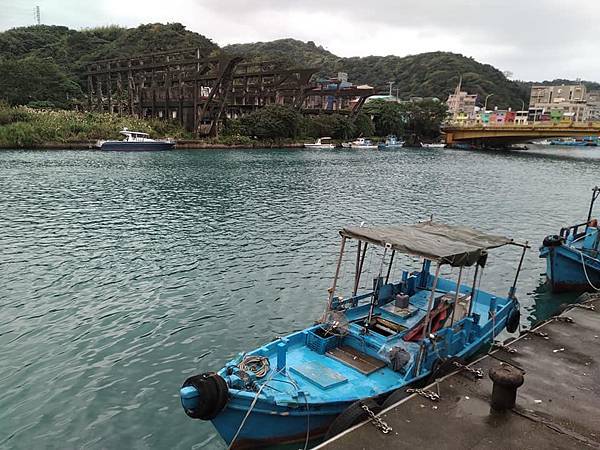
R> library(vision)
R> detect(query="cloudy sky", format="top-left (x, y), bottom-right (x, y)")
top-left (2, 0), bottom-right (599, 81)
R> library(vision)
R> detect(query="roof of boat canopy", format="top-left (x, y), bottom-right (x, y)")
top-left (340, 221), bottom-right (525, 267)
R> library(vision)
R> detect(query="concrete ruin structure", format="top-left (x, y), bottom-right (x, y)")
top-left (85, 48), bottom-right (375, 136)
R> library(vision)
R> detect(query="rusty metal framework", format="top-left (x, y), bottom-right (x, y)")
top-left (86, 48), bottom-right (373, 135)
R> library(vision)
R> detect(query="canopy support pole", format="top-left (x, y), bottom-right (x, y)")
top-left (353, 242), bottom-right (368, 296)
top-left (366, 244), bottom-right (390, 326)
top-left (467, 263), bottom-right (480, 316)
top-left (353, 241), bottom-right (362, 296)
top-left (327, 236), bottom-right (347, 310)
top-left (450, 265), bottom-right (464, 325)
top-left (385, 250), bottom-right (396, 283)
top-left (585, 186), bottom-right (600, 233)
top-left (415, 262), bottom-right (441, 375)
top-left (509, 241), bottom-right (528, 299)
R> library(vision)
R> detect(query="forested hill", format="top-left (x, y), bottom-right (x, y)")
top-left (225, 39), bottom-right (529, 109)
top-left (0, 23), bottom-right (595, 110)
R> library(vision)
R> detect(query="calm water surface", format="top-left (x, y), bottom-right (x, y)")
top-left (0, 145), bottom-right (596, 449)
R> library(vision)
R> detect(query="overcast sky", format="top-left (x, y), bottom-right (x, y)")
top-left (2, 0), bottom-right (599, 81)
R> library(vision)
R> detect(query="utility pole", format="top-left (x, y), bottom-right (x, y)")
top-left (388, 81), bottom-right (393, 96)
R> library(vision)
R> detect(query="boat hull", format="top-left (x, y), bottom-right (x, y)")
top-left (207, 308), bottom-right (512, 448)
top-left (540, 244), bottom-right (600, 292)
top-left (212, 398), bottom-right (339, 449)
top-left (99, 141), bottom-right (175, 151)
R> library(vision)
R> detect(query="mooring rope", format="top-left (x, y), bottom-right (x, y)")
top-left (578, 251), bottom-right (600, 291)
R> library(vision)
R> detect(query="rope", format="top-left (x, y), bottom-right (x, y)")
top-left (300, 391), bottom-right (310, 450)
top-left (238, 355), bottom-right (270, 378)
top-left (227, 367), bottom-right (282, 450)
top-left (578, 251), bottom-right (600, 291)
top-left (560, 233), bottom-right (600, 291)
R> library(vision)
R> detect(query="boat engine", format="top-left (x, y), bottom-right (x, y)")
top-left (180, 372), bottom-right (228, 420)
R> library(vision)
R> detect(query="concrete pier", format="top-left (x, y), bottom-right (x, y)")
top-left (316, 294), bottom-right (600, 450)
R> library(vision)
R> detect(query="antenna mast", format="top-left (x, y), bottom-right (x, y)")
top-left (34, 6), bottom-right (41, 25)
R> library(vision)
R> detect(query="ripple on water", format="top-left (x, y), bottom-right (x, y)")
top-left (0, 146), bottom-right (597, 448)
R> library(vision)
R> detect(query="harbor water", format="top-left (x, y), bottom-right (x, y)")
top-left (0, 145), bottom-right (596, 449)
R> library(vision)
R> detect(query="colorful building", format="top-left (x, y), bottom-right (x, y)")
top-left (447, 78), bottom-right (478, 121)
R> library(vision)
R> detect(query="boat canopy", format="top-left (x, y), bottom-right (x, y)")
top-left (120, 129), bottom-right (149, 137)
top-left (340, 221), bottom-right (521, 267)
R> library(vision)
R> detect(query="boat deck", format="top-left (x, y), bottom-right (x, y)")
top-left (316, 294), bottom-right (600, 450)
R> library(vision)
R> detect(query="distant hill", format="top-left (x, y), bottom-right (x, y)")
top-left (224, 39), bottom-right (531, 109)
top-left (0, 23), bottom-right (597, 109)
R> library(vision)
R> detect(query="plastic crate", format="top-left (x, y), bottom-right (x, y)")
top-left (307, 329), bottom-right (340, 354)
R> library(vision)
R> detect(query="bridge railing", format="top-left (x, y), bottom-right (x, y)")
top-left (442, 121), bottom-right (600, 129)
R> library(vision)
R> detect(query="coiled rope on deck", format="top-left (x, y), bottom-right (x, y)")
top-left (238, 355), bottom-right (270, 378)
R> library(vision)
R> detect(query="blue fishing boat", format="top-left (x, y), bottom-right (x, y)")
top-left (95, 128), bottom-right (175, 151)
top-left (377, 135), bottom-right (404, 149)
top-left (549, 137), bottom-right (597, 147)
top-left (180, 221), bottom-right (528, 449)
top-left (540, 186), bottom-right (600, 292)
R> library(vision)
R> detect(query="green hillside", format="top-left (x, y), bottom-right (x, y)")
top-left (0, 23), bottom-right (597, 110)
top-left (225, 39), bottom-right (530, 109)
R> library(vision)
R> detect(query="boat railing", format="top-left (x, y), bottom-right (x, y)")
top-left (560, 221), bottom-right (595, 240)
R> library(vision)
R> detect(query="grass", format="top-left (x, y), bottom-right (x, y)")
top-left (0, 106), bottom-right (194, 148)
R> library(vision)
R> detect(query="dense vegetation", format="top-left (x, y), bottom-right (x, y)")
top-left (225, 39), bottom-right (533, 109)
top-left (3, 23), bottom-right (596, 111)
top-left (363, 99), bottom-right (449, 143)
top-left (0, 23), bottom-right (217, 108)
top-left (221, 100), bottom-right (446, 144)
top-left (0, 103), bottom-right (191, 147)
top-left (0, 22), bottom-right (597, 145)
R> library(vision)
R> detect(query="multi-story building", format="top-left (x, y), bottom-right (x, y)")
top-left (447, 79), bottom-right (477, 121)
top-left (586, 90), bottom-right (600, 121)
top-left (529, 84), bottom-right (588, 122)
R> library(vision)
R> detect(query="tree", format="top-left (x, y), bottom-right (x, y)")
top-left (301, 114), bottom-right (357, 139)
top-left (363, 100), bottom-right (405, 137)
top-left (353, 112), bottom-right (375, 137)
top-left (239, 105), bottom-right (301, 139)
top-left (400, 100), bottom-right (448, 141)
top-left (0, 56), bottom-right (82, 108)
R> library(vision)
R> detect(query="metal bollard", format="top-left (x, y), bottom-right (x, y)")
top-left (489, 365), bottom-right (524, 410)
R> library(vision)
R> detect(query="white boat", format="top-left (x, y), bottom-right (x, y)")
top-left (304, 137), bottom-right (335, 149)
top-left (96, 128), bottom-right (175, 151)
top-left (421, 142), bottom-right (446, 148)
top-left (350, 138), bottom-right (378, 149)
top-left (378, 135), bottom-right (405, 149)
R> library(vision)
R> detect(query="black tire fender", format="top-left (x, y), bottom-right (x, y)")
top-left (542, 235), bottom-right (563, 247)
top-left (181, 372), bottom-right (228, 420)
top-left (381, 388), bottom-right (412, 409)
top-left (324, 398), bottom-right (380, 440)
top-left (428, 356), bottom-right (466, 383)
top-left (506, 308), bottom-right (521, 334)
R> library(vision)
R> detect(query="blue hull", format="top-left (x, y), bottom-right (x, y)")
top-left (99, 142), bottom-right (174, 151)
top-left (180, 245), bottom-right (520, 449)
top-left (206, 298), bottom-right (512, 449)
top-left (540, 244), bottom-right (600, 292)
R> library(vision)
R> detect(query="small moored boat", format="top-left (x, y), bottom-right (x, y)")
top-left (180, 221), bottom-right (528, 449)
top-left (378, 135), bottom-right (404, 149)
top-left (96, 128), bottom-right (175, 151)
top-left (421, 142), bottom-right (446, 148)
top-left (304, 137), bottom-right (335, 149)
top-left (540, 186), bottom-right (600, 291)
top-left (350, 138), bottom-right (378, 149)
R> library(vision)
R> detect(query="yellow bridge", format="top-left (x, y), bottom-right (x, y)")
top-left (442, 122), bottom-right (600, 146)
